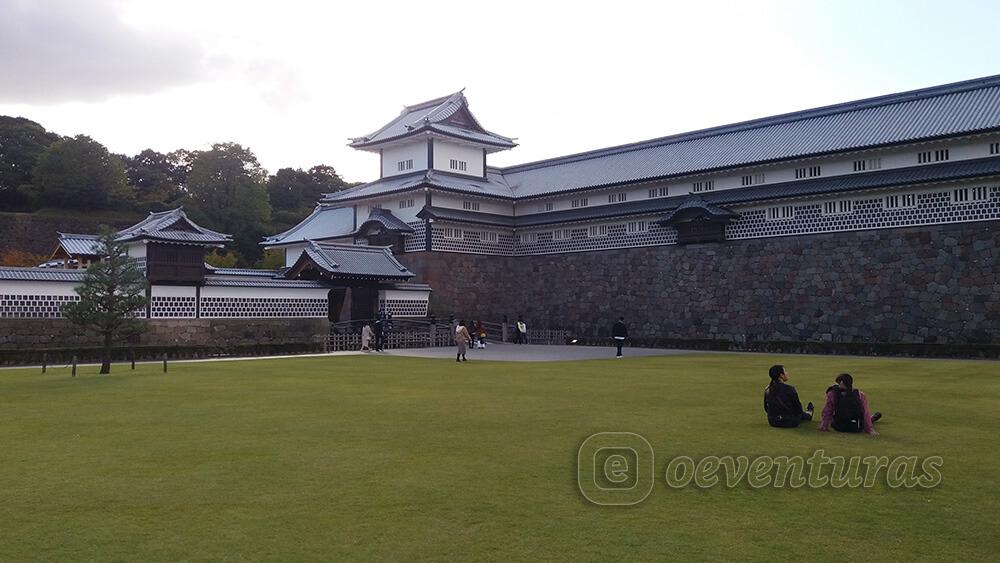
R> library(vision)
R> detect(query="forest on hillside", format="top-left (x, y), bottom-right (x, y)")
top-left (0, 115), bottom-right (358, 267)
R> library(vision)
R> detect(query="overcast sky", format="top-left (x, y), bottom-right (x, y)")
top-left (1, 0), bottom-right (999, 182)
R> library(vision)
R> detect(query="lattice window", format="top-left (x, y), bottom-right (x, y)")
top-left (766, 205), bottom-right (794, 220)
top-left (693, 180), bottom-right (714, 192)
top-left (378, 298), bottom-right (429, 318)
top-left (150, 296), bottom-right (197, 318)
top-left (200, 297), bottom-right (327, 318)
top-left (0, 294), bottom-right (80, 318)
top-left (648, 186), bottom-right (669, 198)
top-left (449, 159), bottom-right (467, 172)
top-left (397, 159), bottom-right (413, 172)
top-left (608, 192), bottom-right (627, 203)
top-left (539, 202), bottom-right (554, 212)
top-left (726, 186), bottom-right (1000, 241)
top-left (462, 201), bottom-right (480, 211)
top-left (626, 220), bottom-right (648, 233)
top-left (399, 198), bottom-right (415, 209)
top-left (572, 198), bottom-right (589, 208)
top-left (991, 142), bottom-right (1000, 155)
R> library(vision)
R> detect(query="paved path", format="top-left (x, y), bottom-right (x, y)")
top-left (380, 342), bottom-right (694, 362)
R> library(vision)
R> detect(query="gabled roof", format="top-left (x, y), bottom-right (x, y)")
top-left (321, 169), bottom-right (514, 203)
top-left (286, 241), bottom-right (413, 281)
top-left (659, 198), bottom-right (738, 226)
top-left (349, 90), bottom-right (516, 151)
top-left (352, 208), bottom-right (415, 235)
top-left (116, 208), bottom-right (232, 245)
top-left (261, 205), bottom-right (355, 246)
top-left (55, 233), bottom-right (100, 256)
top-left (500, 74), bottom-right (1000, 197)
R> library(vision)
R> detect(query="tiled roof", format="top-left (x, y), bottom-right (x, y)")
top-left (350, 90), bottom-right (515, 150)
top-left (205, 266), bottom-right (281, 278)
top-left (56, 233), bottom-right (100, 256)
top-left (321, 169), bottom-right (513, 203)
top-left (262, 205), bottom-right (355, 246)
top-left (501, 75), bottom-right (1000, 197)
top-left (0, 267), bottom-right (86, 282)
top-left (416, 206), bottom-right (516, 227)
top-left (117, 208), bottom-right (232, 244)
top-left (202, 276), bottom-right (329, 289)
top-left (294, 241), bottom-right (413, 280)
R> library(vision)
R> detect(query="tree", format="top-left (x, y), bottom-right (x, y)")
top-left (205, 248), bottom-right (240, 268)
top-left (0, 116), bottom-right (61, 210)
top-left (267, 164), bottom-right (352, 212)
top-left (33, 135), bottom-right (129, 210)
top-left (186, 143), bottom-right (271, 264)
top-left (62, 230), bottom-right (148, 374)
top-left (0, 249), bottom-right (49, 267)
top-left (122, 149), bottom-right (187, 206)
top-left (255, 249), bottom-right (284, 270)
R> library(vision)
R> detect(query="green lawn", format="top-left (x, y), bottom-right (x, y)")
top-left (1, 354), bottom-right (997, 561)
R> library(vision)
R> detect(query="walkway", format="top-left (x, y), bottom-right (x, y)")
top-left (380, 342), bottom-right (694, 362)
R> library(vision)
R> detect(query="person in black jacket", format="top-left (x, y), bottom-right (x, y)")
top-left (612, 317), bottom-right (628, 358)
top-left (763, 364), bottom-right (814, 428)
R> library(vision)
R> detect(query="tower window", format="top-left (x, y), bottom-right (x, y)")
top-left (397, 159), bottom-right (414, 171)
top-left (462, 201), bottom-right (480, 211)
top-left (449, 159), bottom-right (468, 172)
top-left (539, 202), bottom-right (554, 212)
top-left (398, 198), bottom-right (414, 209)
top-left (692, 180), bottom-right (714, 192)
top-left (571, 198), bottom-right (589, 208)
top-left (742, 173), bottom-right (765, 186)
top-left (608, 192), bottom-right (627, 203)
top-left (990, 142), bottom-right (999, 155)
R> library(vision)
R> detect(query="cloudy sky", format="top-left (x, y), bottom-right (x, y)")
top-left (1, 0), bottom-right (999, 182)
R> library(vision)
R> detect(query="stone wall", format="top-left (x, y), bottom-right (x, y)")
top-left (399, 221), bottom-right (1000, 345)
top-left (0, 318), bottom-right (329, 350)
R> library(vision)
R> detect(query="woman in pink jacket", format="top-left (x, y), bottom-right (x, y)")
top-left (818, 373), bottom-right (883, 437)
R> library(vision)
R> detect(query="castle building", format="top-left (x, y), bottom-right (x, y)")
top-left (269, 77), bottom-right (1000, 343)
top-left (2, 76), bottom-right (998, 347)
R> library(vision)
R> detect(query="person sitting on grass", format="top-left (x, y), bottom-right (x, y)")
top-left (818, 373), bottom-right (882, 438)
top-left (763, 364), bottom-right (814, 428)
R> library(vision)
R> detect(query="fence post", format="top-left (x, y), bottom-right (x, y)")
top-left (162, 353), bottom-right (168, 373)
top-left (71, 356), bottom-right (77, 377)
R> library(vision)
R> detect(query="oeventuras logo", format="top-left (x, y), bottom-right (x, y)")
top-left (577, 432), bottom-right (654, 505)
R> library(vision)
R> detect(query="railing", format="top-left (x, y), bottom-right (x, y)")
top-left (328, 318), bottom-right (572, 351)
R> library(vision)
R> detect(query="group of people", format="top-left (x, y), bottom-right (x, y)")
top-left (763, 364), bottom-right (883, 437)
top-left (453, 319), bottom-right (487, 362)
top-left (359, 311), bottom-right (394, 352)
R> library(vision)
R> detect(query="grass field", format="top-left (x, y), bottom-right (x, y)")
top-left (1, 353), bottom-right (998, 561)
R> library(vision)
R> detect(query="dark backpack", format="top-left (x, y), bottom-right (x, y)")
top-left (830, 386), bottom-right (864, 433)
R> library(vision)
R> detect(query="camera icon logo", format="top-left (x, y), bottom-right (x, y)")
top-left (578, 432), bottom-right (654, 505)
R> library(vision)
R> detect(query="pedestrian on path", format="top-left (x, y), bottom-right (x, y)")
top-left (455, 320), bottom-right (471, 362)
top-left (612, 316), bottom-right (628, 358)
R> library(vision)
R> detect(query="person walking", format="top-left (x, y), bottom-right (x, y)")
top-left (373, 314), bottom-right (384, 352)
top-left (516, 316), bottom-right (527, 344)
top-left (612, 316), bottom-right (628, 358)
top-left (455, 319), bottom-right (471, 362)
top-left (360, 322), bottom-right (373, 352)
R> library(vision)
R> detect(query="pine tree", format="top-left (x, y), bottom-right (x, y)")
top-left (62, 230), bottom-right (148, 374)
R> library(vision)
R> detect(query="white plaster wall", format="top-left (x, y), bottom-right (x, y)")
top-left (126, 242), bottom-right (147, 258)
top-left (433, 140), bottom-right (484, 177)
top-left (151, 285), bottom-right (197, 298)
top-left (0, 281), bottom-right (80, 296)
top-left (284, 243), bottom-right (307, 267)
top-left (382, 143), bottom-right (428, 178)
top-left (433, 192), bottom-right (512, 215)
top-left (200, 285), bottom-right (329, 300)
top-left (380, 289), bottom-right (431, 301)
